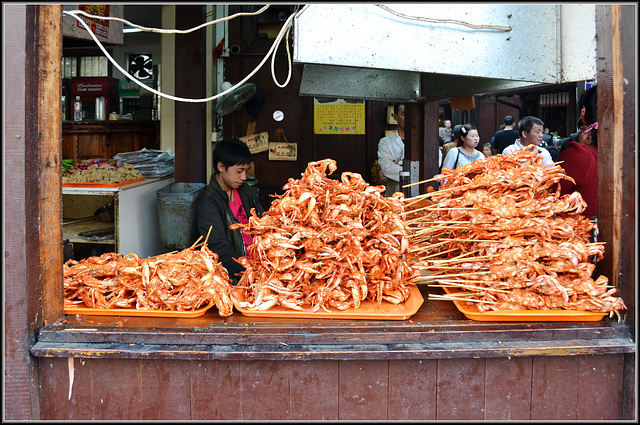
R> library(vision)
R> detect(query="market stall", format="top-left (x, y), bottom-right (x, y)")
top-left (4, 4), bottom-right (636, 421)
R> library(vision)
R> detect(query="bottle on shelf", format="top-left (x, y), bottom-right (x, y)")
top-left (73, 96), bottom-right (83, 121)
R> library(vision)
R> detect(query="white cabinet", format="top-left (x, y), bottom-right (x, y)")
top-left (62, 176), bottom-right (175, 258)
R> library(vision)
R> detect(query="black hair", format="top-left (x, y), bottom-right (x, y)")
top-left (213, 138), bottom-right (252, 174)
top-left (518, 116), bottom-right (544, 137)
top-left (393, 102), bottom-right (405, 115)
top-left (504, 115), bottom-right (515, 126)
top-left (456, 124), bottom-right (475, 147)
top-left (578, 85), bottom-right (598, 125)
top-left (452, 124), bottom-right (463, 140)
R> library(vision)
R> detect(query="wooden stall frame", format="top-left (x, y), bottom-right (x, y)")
top-left (3, 4), bottom-right (636, 421)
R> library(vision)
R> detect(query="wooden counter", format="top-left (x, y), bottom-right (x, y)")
top-left (30, 285), bottom-right (634, 420)
top-left (30, 285), bottom-right (635, 361)
top-left (62, 120), bottom-right (159, 160)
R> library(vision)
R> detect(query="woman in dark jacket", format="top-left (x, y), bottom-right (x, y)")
top-left (196, 138), bottom-right (265, 284)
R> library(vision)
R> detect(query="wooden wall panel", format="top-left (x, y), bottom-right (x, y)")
top-left (289, 360), bottom-right (339, 420)
top-left (40, 357), bottom-right (92, 420)
top-left (89, 358), bottom-right (142, 419)
top-left (531, 355), bottom-right (579, 420)
top-left (191, 360), bottom-right (242, 420)
top-left (238, 360), bottom-right (290, 420)
top-left (388, 359), bottom-right (437, 420)
top-left (436, 358), bottom-right (485, 420)
top-left (140, 360), bottom-right (192, 420)
top-left (338, 360), bottom-right (389, 420)
top-left (485, 357), bottom-right (532, 420)
top-left (36, 355), bottom-right (630, 420)
top-left (577, 354), bottom-right (624, 420)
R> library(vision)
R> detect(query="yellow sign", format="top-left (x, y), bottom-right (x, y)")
top-left (269, 142), bottom-right (297, 161)
top-left (239, 132), bottom-right (269, 154)
top-left (314, 103), bottom-right (365, 134)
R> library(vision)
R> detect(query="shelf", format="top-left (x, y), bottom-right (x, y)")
top-left (63, 217), bottom-right (115, 245)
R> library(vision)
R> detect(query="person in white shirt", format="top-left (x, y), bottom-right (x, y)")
top-left (377, 103), bottom-right (405, 197)
top-left (503, 116), bottom-right (554, 166)
top-left (441, 124), bottom-right (485, 170)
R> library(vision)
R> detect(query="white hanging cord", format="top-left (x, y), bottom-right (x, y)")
top-left (271, 24), bottom-right (292, 88)
top-left (62, 6), bottom-right (297, 104)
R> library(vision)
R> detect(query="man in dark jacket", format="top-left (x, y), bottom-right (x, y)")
top-left (493, 115), bottom-right (520, 154)
top-left (196, 138), bottom-right (265, 284)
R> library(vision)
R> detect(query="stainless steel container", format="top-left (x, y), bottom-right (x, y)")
top-left (95, 96), bottom-right (106, 120)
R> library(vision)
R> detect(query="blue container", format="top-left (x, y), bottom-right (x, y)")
top-left (157, 182), bottom-right (206, 250)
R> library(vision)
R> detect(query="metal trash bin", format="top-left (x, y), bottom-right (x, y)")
top-left (156, 182), bottom-right (206, 250)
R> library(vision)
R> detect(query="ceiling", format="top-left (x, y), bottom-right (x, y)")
top-left (123, 5), bottom-right (163, 29)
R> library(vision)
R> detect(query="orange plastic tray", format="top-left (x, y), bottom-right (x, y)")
top-left (441, 286), bottom-right (607, 322)
top-left (64, 301), bottom-right (213, 318)
top-left (231, 284), bottom-right (423, 320)
top-left (62, 176), bottom-right (144, 188)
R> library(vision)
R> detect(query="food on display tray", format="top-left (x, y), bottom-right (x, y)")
top-left (230, 158), bottom-right (422, 316)
top-left (63, 234), bottom-right (234, 317)
top-left (407, 146), bottom-right (626, 321)
top-left (62, 160), bottom-right (144, 185)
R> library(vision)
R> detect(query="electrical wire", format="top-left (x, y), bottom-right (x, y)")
top-left (62, 6), bottom-right (297, 104)
top-left (375, 4), bottom-right (512, 32)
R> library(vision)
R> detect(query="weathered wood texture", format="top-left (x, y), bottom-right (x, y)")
top-left (37, 354), bottom-right (627, 420)
top-left (62, 121), bottom-right (160, 160)
top-left (595, 4), bottom-right (636, 334)
top-left (4, 3), bottom-right (33, 420)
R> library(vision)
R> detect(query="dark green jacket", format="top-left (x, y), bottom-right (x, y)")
top-left (557, 132), bottom-right (579, 155)
top-left (196, 177), bottom-right (264, 283)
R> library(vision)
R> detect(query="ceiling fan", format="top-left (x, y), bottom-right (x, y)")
top-left (215, 81), bottom-right (257, 116)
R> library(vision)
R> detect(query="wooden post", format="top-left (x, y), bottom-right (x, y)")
top-left (174, 5), bottom-right (207, 183)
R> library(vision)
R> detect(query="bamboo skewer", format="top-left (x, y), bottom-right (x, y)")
top-left (415, 270), bottom-right (491, 281)
top-left (428, 294), bottom-right (497, 304)
top-left (402, 175), bottom-right (443, 188)
top-left (414, 247), bottom-right (460, 259)
top-left (428, 254), bottom-right (498, 265)
top-left (431, 281), bottom-right (511, 293)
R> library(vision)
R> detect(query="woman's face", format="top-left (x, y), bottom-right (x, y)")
top-left (463, 129), bottom-right (480, 148)
top-left (578, 125), bottom-right (593, 145)
top-left (482, 144), bottom-right (493, 156)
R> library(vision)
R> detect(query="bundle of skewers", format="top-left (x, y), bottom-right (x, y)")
top-left (230, 158), bottom-right (420, 313)
top-left (404, 146), bottom-right (626, 320)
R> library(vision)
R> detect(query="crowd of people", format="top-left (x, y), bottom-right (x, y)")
top-left (378, 85), bottom-right (598, 220)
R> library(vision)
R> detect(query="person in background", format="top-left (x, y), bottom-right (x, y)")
top-left (482, 142), bottom-right (495, 157)
top-left (441, 123), bottom-right (462, 160)
top-left (503, 116), bottom-right (554, 166)
top-left (490, 124), bottom-right (504, 151)
top-left (196, 138), bottom-right (265, 284)
top-left (441, 124), bottom-right (485, 170)
top-left (438, 119), bottom-right (453, 147)
top-left (377, 103), bottom-right (406, 197)
top-left (557, 120), bottom-right (583, 155)
top-left (493, 115), bottom-right (520, 154)
top-left (557, 85), bottom-right (598, 218)
top-left (542, 125), bottom-right (554, 146)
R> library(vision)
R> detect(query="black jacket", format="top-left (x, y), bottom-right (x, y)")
top-left (196, 176), bottom-right (265, 283)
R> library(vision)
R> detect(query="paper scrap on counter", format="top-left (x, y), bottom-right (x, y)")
top-left (240, 132), bottom-right (269, 154)
top-left (269, 142), bottom-right (297, 161)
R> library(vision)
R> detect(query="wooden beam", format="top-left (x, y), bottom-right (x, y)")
top-left (174, 5), bottom-right (207, 183)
